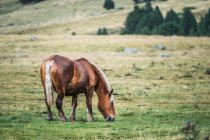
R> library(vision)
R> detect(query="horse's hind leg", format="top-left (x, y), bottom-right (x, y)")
top-left (44, 91), bottom-right (53, 120)
top-left (56, 90), bottom-right (66, 122)
top-left (85, 86), bottom-right (94, 122)
top-left (70, 95), bottom-right (77, 121)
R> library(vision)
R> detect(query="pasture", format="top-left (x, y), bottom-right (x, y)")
top-left (0, 34), bottom-right (210, 139)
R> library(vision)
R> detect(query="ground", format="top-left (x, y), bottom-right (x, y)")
top-left (0, 35), bottom-right (210, 139)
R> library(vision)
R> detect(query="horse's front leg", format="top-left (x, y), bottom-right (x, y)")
top-left (56, 91), bottom-right (66, 122)
top-left (85, 86), bottom-right (94, 122)
top-left (70, 95), bottom-right (77, 121)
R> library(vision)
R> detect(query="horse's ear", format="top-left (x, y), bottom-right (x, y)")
top-left (109, 89), bottom-right (113, 97)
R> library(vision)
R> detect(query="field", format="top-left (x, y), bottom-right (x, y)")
top-left (0, 34), bottom-right (210, 139)
top-left (0, 0), bottom-right (210, 139)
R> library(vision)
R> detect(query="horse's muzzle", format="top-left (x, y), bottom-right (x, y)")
top-left (105, 115), bottom-right (115, 121)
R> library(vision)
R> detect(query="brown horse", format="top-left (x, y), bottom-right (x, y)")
top-left (40, 55), bottom-right (115, 122)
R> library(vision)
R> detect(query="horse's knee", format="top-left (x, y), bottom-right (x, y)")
top-left (56, 99), bottom-right (62, 109)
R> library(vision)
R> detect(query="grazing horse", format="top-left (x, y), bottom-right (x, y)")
top-left (40, 55), bottom-right (115, 122)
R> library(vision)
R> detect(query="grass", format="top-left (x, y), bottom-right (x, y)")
top-left (0, 35), bottom-right (210, 139)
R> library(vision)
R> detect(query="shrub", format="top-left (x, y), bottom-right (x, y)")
top-left (19, 0), bottom-right (45, 4)
top-left (97, 28), bottom-right (108, 35)
top-left (103, 0), bottom-right (115, 10)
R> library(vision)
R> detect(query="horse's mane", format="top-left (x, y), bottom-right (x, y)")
top-left (82, 58), bottom-right (111, 92)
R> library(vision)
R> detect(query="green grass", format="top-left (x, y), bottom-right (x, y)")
top-left (0, 35), bottom-right (210, 139)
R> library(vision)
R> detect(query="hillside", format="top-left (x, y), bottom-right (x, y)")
top-left (0, 0), bottom-right (210, 34)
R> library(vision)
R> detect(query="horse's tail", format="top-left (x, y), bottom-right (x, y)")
top-left (45, 60), bottom-right (54, 106)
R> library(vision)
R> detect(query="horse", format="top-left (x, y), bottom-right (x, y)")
top-left (40, 55), bottom-right (115, 122)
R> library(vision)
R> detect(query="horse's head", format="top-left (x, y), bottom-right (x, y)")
top-left (98, 89), bottom-right (115, 121)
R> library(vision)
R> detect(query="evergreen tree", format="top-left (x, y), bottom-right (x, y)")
top-left (102, 28), bottom-right (108, 35)
top-left (165, 9), bottom-right (180, 24)
top-left (159, 21), bottom-right (182, 35)
top-left (97, 28), bottom-right (102, 35)
top-left (103, 0), bottom-right (115, 10)
top-left (182, 9), bottom-right (197, 36)
top-left (19, 0), bottom-right (44, 4)
top-left (198, 8), bottom-right (210, 36)
top-left (124, 5), bottom-right (145, 34)
top-left (97, 28), bottom-right (108, 35)
top-left (154, 6), bottom-right (164, 26)
top-left (144, 1), bottom-right (153, 13)
top-left (136, 12), bottom-right (160, 34)
top-left (136, 6), bottom-right (163, 34)
top-left (160, 9), bottom-right (182, 35)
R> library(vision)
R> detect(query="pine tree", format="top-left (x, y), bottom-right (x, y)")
top-left (136, 12), bottom-right (160, 34)
top-left (144, 1), bottom-right (153, 13)
top-left (19, 0), bottom-right (44, 4)
top-left (198, 8), bottom-right (210, 36)
top-left (159, 21), bottom-right (182, 35)
top-left (160, 9), bottom-right (182, 35)
top-left (97, 28), bottom-right (108, 35)
top-left (165, 9), bottom-right (180, 24)
top-left (136, 5), bottom-right (163, 34)
top-left (103, 0), bottom-right (115, 10)
top-left (154, 6), bottom-right (164, 26)
top-left (182, 9), bottom-right (197, 36)
top-left (124, 5), bottom-right (145, 34)
top-left (102, 28), bottom-right (108, 35)
top-left (97, 28), bottom-right (102, 35)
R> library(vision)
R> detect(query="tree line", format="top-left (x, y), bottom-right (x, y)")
top-left (19, 0), bottom-right (44, 4)
top-left (124, 2), bottom-right (210, 36)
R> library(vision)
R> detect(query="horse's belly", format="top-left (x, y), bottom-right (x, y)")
top-left (65, 84), bottom-right (85, 96)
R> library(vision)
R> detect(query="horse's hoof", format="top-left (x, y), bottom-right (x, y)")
top-left (87, 116), bottom-right (94, 122)
top-left (70, 116), bottom-right (75, 122)
top-left (60, 117), bottom-right (66, 122)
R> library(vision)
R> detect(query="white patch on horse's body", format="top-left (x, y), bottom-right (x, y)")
top-left (45, 60), bottom-right (54, 106)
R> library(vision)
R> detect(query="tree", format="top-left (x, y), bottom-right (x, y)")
top-left (182, 9), bottom-right (197, 36)
top-left (97, 28), bottom-right (108, 35)
top-left (165, 9), bottom-right (180, 24)
top-left (198, 8), bottom-right (210, 36)
top-left (103, 0), bottom-right (115, 10)
top-left (124, 5), bottom-right (145, 34)
top-left (154, 6), bottom-right (164, 26)
top-left (19, 0), bottom-right (45, 4)
top-left (133, 0), bottom-right (154, 4)
top-left (159, 21), bottom-right (182, 35)
top-left (135, 5), bottom-right (163, 34)
top-left (136, 12), bottom-right (160, 34)
top-left (144, 1), bottom-right (153, 13)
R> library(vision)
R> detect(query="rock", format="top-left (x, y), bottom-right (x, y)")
top-left (160, 53), bottom-right (171, 58)
top-left (204, 68), bottom-right (210, 75)
top-left (154, 44), bottom-right (166, 50)
top-left (30, 35), bottom-right (38, 41)
top-left (124, 48), bottom-right (138, 54)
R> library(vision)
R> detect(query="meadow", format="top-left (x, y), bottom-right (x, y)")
top-left (0, 34), bottom-right (210, 139)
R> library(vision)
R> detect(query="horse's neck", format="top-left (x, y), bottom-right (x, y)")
top-left (94, 75), bottom-right (109, 98)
